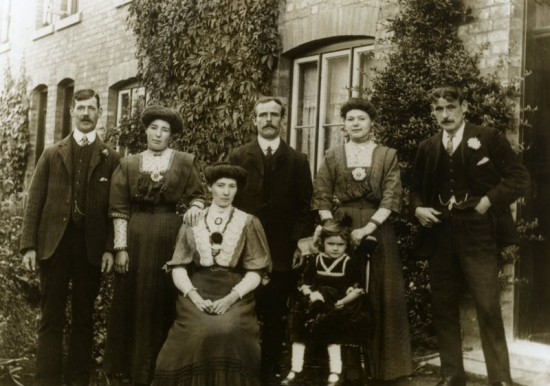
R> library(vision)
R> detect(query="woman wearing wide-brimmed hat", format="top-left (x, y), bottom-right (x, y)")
top-left (103, 105), bottom-right (206, 385)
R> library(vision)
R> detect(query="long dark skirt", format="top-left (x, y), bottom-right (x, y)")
top-left (336, 202), bottom-right (413, 380)
top-left (152, 269), bottom-right (261, 386)
top-left (103, 208), bottom-right (181, 384)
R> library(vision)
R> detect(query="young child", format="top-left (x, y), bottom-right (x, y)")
top-left (281, 219), bottom-right (373, 386)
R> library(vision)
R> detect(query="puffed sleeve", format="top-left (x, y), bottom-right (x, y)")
top-left (378, 148), bottom-right (402, 213)
top-left (312, 150), bottom-right (336, 211)
top-left (109, 158), bottom-right (131, 220)
top-left (241, 216), bottom-right (272, 272)
top-left (165, 223), bottom-right (196, 269)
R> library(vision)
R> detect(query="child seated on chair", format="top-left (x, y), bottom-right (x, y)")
top-left (281, 219), bottom-right (373, 386)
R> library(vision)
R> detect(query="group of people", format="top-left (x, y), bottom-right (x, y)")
top-left (20, 85), bottom-right (528, 386)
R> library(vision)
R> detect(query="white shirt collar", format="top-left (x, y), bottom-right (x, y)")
top-left (257, 135), bottom-right (281, 155)
top-left (73, 129), bottom-right (97, 145)
top-left (442, 121), bottom-right (465, 145)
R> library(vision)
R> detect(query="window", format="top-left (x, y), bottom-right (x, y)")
top-left (31, 86), bottom-right (48, 165)
top-left (0, 0), bottom-right (10, 43)
top-left (40, 0), bottom-right (79, 28)
top-left (56, 79), bottom-right (74, 140)
top-left (117, 85), bottom-right (145, 125)
top-left (290, 45), bottom-right (375, 173)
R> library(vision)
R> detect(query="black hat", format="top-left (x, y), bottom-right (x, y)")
top-left (204, 163), bottom-right (247, 188)
top-left (141, 105), bottom-right (184, 135)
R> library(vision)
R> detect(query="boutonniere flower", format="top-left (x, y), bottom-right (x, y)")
top-left (467, 137), bottom-right (481, 150)
top-left (150, 171), bottom-right (164, 183)
top-left (351, 167), bottom-right (367, 181)
top-left (101, 149), bottom-right (109, 159)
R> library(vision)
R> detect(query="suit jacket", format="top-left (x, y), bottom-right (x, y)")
top-left (228, 139), bottom-right (313, 271)
top-left (409, 122), bottom-right (529, 256)
top-left (20, 135), bottom-right (120, 266)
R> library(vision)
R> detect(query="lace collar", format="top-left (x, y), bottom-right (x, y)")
top-left (193, 207), bottom-right (248, 267)
top-left (140, 148), bottom-right (175, 174)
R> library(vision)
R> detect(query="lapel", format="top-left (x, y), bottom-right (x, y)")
top-left (459, 122), bottom-right (479, 165)
top-left (246, 139), bottom-right (265, 176)
top-left (271, 139), bottom-right (289, 172)
top-left (88, 137), bottom-right (108, 183)
top-left (426, 131), bottom-right (443, 172)
top-left (56, 135), bottom-right (73, 180)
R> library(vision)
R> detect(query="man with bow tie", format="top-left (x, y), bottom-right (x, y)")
top-left (410, 86), bottom-right (529, 386)
top-left (20, 89), bottom-right (120, 386)
top-left (228, 96), bottom-right (313, 385)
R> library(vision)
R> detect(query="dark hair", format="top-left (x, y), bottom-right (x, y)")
top-left (340, 98), bottom-right (377, 120)
top-left (314, 219), bottom-right (352, 253)
top-left (141, 105), bottom-right (184, 135)
top-left (254, 96), bottom-right (286, 117)
top-left (73, 89), bottom-right (100, 108)
top-left (204, 163), bottom-right (247, 188)
top-left (428, 85), bottom-right (466, 104)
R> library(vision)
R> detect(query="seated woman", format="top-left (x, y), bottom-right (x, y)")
top-left (282, 219), bottom-right (372, 386)
top-left (152, 163), bottom-right (271, 386)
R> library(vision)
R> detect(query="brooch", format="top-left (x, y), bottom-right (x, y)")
top-left (351, 167), bottom-right (367, 181)
top-left (467, 137), bottom-right (481, 150)
top-left (150, 171), bottom-right (164, 182)
top-left (101, 149), bottom-right (109, 159)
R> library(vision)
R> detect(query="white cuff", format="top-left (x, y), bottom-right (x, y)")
top-left (113, 218), bottom-right (128, 250)
top-left (232, 271), bottom-right (261, 299)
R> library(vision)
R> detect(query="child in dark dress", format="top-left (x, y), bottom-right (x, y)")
top-left (281, 219), bottom-right (372, 386)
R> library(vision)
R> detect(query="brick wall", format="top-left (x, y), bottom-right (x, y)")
top-left (0, 0), bottom-right (138, 185)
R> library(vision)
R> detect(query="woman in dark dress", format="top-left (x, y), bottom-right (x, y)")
top-left (103, 106), bottom-right (206, 385)
top-left (152, 163), bottom-right (271, 386)
top-left (312, 98), bottom-right (412, 382)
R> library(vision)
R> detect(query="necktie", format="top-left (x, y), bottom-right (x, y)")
top-left (80, 136), bottom-right (89, 147)
top-left (445, 134), bottom-right (454, 156)
top-left (266, 146), bottom-right (273, 160)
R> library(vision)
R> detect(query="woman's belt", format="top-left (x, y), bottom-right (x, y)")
top-left (133, 203), bottom-right (177, 213)
top-left (340, 198), bottom-right (378, 210)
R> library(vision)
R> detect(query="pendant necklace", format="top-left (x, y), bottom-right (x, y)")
top-left (205, 207), bottom-right (235, 247)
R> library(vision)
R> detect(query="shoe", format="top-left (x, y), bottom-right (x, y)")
top-left (280, 371), bottom-right (303, 386)
top-left (327, 373), bottom-right (343, 386)
top-left (435, 377), bottom-right (466, 386)
top-left (492, 382), bottom-right (513, 386)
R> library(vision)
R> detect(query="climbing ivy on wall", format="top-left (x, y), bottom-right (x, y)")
top-left (125, 0), bottom-right (280, 162)
top-left (0, 63), bottom-right (30, 197)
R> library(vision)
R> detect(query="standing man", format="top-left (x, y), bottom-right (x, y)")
top-left (20, 89), bottom-right (120, 386)
top-left (410, 85), bottom-right (529, 386)
top-left (228, 96), bottom-right (313, 385)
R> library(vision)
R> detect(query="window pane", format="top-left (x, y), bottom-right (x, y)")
top-left (356, 50), bottom-right (374, 98)
top-left (323, 55), bottom-right (349, 152)
top-left (295, 61), bottom-right (318, 160)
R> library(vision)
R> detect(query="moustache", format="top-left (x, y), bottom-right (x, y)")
top-left (441, 119), bottom-right (454, 124)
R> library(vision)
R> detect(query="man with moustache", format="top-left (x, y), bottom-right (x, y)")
top-left (228, 96), bottom-right (313, 385)
top-left (20, 89), bottom-right (120, 386)
top-left (410, 86), bottom-right (529, 386)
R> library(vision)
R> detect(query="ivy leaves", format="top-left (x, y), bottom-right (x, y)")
top-left (0, 64), bottom-right (29, 197)
top-left (126, 0), bottom-right (280, 161)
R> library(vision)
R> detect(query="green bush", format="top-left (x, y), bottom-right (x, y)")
top-left (371, 0), bottom-right (519, 352)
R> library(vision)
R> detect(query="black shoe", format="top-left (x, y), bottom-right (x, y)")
top-left (280, 371), bottom-right (304, 386)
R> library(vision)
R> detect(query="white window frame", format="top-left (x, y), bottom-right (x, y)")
top-left (116, 86), bottom-right (145, 125)
top-left (290, 55), bottom-right (319, 172)
top-left (0, 0), bottom-right (10, 44)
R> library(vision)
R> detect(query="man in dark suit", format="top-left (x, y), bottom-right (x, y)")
top-left (410, 86), bottom-right (529, 386)
top-left (20, 89), bottom-right (120, 386)
top-left (228, 96), bottom-right (313, 384)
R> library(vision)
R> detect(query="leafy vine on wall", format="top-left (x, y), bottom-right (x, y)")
top-left (0, 63), bottom-right (30, 197)
top-left (122, 0), bottom-right (280, 162)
